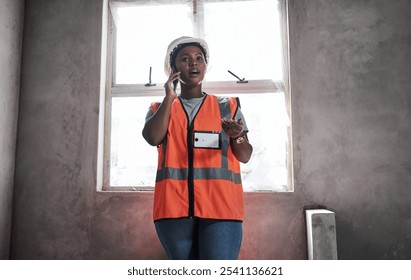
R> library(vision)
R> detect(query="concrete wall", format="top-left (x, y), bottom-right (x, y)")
top-left (0, 0), bottom-right (24, 259)
top-left (11, 0), bottom-right (411, 259)
top-left (290, 0), bottom-right (411, 259)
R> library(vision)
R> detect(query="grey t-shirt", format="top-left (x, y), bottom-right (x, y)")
top-left (145, 95), bottom-right (249, 132)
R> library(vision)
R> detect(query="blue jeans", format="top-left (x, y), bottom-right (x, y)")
top-left (155, 218), bottom-right (243, 260)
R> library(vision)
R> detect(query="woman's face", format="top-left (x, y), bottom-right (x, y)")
top-left (174, 45), bottom-right (207, 87)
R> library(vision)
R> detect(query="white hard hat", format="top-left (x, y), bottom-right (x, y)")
top-left (164, 36), bottom-right (209, 76)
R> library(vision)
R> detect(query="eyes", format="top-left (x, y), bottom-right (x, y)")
top-left (179, 54), bottom-right (205, 63)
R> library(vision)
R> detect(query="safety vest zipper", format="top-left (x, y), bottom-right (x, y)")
top-left (178, 95), bottom-right (208, 218)
top-left (187, 125), bottom-right (194, 218)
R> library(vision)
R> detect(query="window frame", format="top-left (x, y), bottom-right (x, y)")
top-left (102, 0), bottom-right (293, 192)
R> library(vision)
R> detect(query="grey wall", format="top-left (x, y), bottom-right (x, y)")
top-left (0, 0), bottom-right (24, 259)
top-left (10, 0), bottom-right (411, 259)
top-left (290, 0), bottom-right (411, 259)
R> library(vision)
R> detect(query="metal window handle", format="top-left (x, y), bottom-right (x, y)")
top-left (228, 70), bottom-right (248, 84)
top-left (145, 66), bottom-right (156, 87)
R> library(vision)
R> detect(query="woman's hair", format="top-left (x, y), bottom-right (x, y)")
top-left (169, 42), bottom-right (208, 72)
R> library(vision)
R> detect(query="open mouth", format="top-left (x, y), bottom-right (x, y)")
top-left (189, 69), bottom-right (200, 77)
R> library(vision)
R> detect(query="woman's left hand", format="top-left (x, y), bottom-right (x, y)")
top-left (222, 118), bottom-right (244, 139)
top-left (222, 117), bottom-right (253, 163)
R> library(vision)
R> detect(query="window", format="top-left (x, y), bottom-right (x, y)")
top-left (102, 0), bottom-right (292, 192)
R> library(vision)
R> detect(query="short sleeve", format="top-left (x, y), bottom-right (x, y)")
top-left (145, 107), bottom-right (155, 123)
top-left (145, 102), bottom-right (161, 123)
top-left (234, 106), bottom-right (249, 133)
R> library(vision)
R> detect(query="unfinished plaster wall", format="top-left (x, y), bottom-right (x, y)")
top-left (11, 0), bottom-right (411, 259)
top-left (0, 0), bottom-right (24, 259)
top-left (11, 0), bottom-right (164, 259)
top-left (290, 0), bottom-right (411, 259)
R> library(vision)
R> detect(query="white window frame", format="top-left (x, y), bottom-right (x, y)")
top-left (101, 0), bottom-right (293, 192)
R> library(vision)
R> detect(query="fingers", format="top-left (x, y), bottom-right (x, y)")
top-left (169, 71), bottom-right (180, 83)
top-left (164, 72), bottom-right (180, 88)
top-left (221, 118), bottom-right (234, 129)
top-left (221, 118), bottom-right (243, 138)
top-left (222, 118), bottom-right (243, 128)
top-left (164, 72), bottom-right (180, 98)
top-left (171, 71), bottom-right (181, 80)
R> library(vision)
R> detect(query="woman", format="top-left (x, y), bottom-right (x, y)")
top-left (142, 36), bottom-right (253, 260)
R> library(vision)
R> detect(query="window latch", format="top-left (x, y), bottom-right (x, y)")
top-left (145, 67), bottom-right (156, 87)
top-left (228, 70), bottom-right (248, 84)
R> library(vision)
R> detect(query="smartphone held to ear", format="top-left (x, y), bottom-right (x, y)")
top-left (172, 66), bottom-right (179, 91)
top-left (173, 79), bottom-right (178, 91)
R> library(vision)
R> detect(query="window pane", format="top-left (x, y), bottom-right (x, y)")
top-left (233, 92), bottom-right (289, 191)
top-left (203, 0), bottom-right (283, 82)
top-left (115, 3), bottom-right (194, 84)
top-left (110, 96), bottom-right (162, 186)
top-left (108, 0), bottom-right (291, 191)
top-left (110, 93), bottom-right (289, 191)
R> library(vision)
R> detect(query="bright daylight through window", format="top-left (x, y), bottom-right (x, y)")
top-left (105, 0), bottom-right (292, 191)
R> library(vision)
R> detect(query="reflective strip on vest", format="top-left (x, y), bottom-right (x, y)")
top-left (218, 96), bottom-right (231, 169)
top-left (156, 167), bottom-right (242, 184)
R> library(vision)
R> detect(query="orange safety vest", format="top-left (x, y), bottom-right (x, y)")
top-left (151, 94), bottom-right (244, 221)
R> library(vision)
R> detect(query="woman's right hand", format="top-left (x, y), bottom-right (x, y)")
top-left (143, 71), bottom-right (180, 146)
top-left (164, 71), bottom-right (180, 99)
